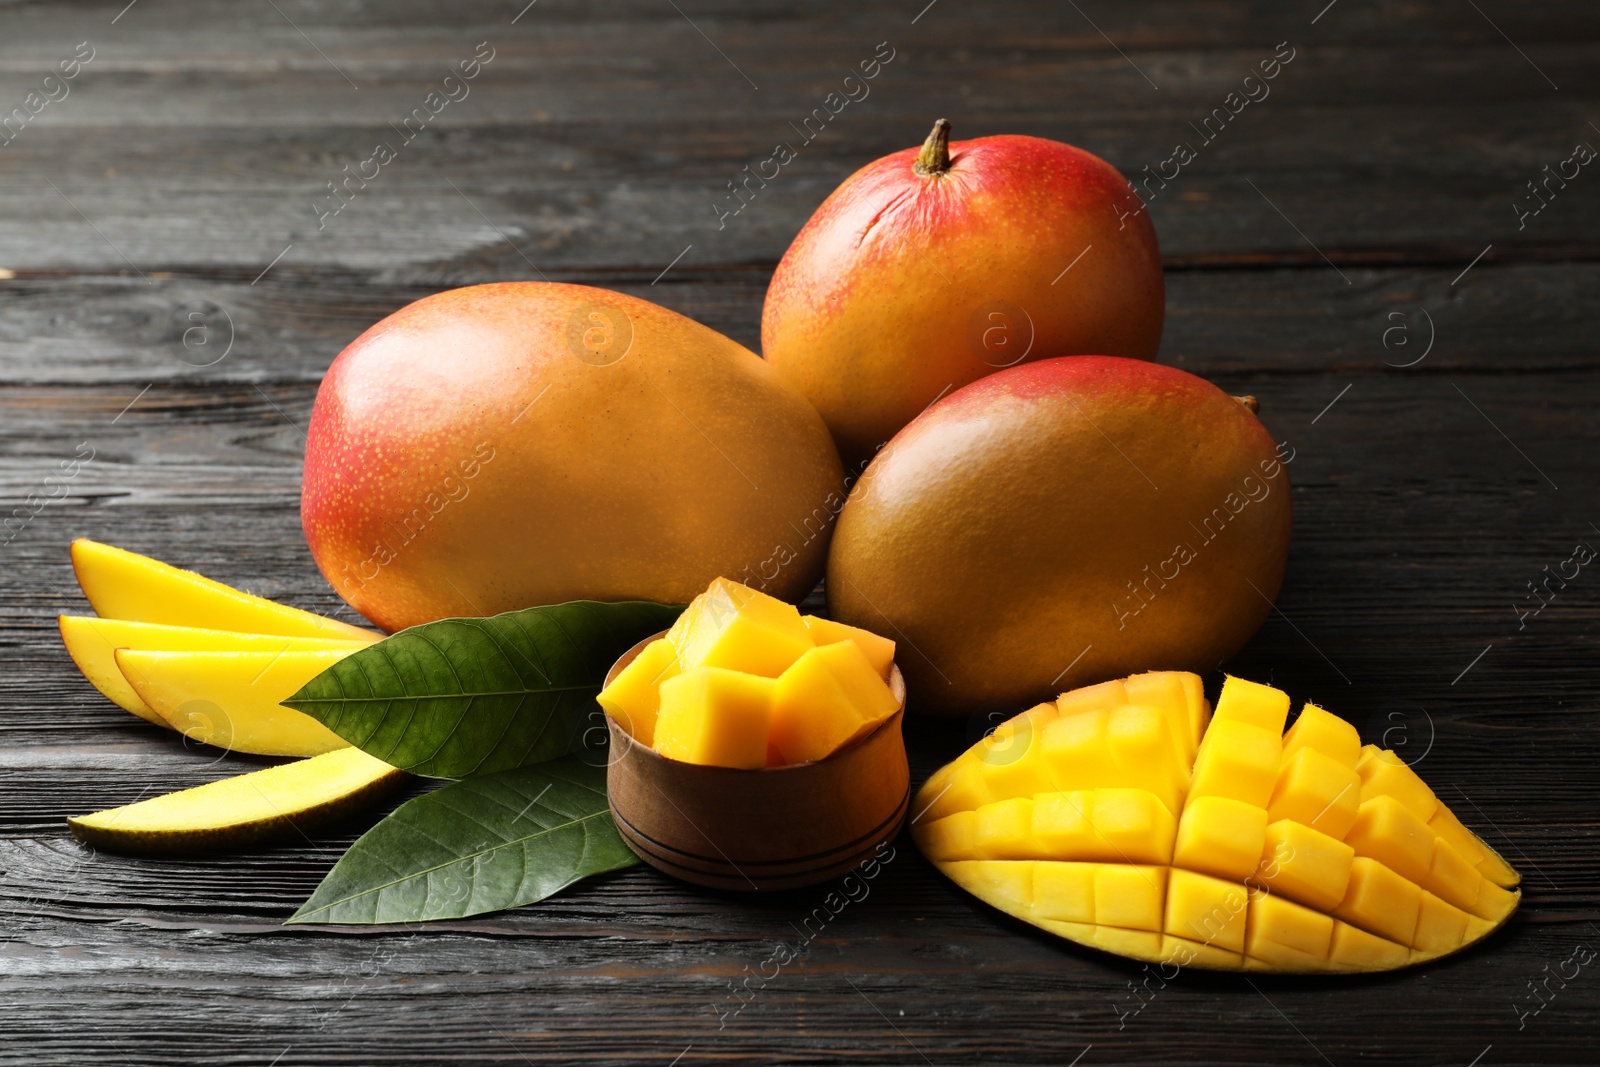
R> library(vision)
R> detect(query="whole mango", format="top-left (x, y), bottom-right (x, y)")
top-left (303, 283), bottom-right (845, 632)
top-left (763, 120), bottom-right (1163, 469)
top-left (826, 356), bottom-right (1291, 716)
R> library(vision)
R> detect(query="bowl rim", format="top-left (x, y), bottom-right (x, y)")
top-left (603, 629), bottom-right (907, 773)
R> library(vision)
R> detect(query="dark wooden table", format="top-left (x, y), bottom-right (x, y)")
top-left (3, 2), bottom-right (1597, 1063)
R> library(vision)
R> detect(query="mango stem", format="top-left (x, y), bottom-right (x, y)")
top-left (913, 118), bottom-right (953, 177)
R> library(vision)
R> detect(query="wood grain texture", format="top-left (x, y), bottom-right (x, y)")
top-left (2, 1), bottom-right (1598, 1064)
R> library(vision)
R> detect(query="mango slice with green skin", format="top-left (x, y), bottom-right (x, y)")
top-left (116, 648), bottom-right (354, 757)
top-left (68, 747), bottom-right (404, 854)
top-left (70, 539), bottom-right (377, 641)
top-left (59, 615), bottom-right (372, 726)
top-left (914, 673), bottom-right (1520, 973)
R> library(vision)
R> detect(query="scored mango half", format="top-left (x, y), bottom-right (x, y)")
top-left (913, 673), bottom-right (1520, 973)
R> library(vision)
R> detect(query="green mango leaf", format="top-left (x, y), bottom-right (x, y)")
top-left (286, 758), bottom-right (637, 925)
top-left (283, 600), bottom-right (680, 779)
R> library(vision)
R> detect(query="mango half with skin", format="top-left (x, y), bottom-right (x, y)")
top-left (913, 673), bottom-right (1520, 973)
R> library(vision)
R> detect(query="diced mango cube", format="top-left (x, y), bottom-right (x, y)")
top-left (1161, 934), bottom-right (1243, 971)
top-left (654, 667), bottom-right (775, 769)
top-left (1329, 920), bottom-right (1409, 971)
top-left (1031, 789), bottom-right (1174, 865)
top-left (1266, 746), bottom-right (1361, 839)
top-left (1427, 803), bottom-right (1487, 865)
top-left (1212, 675), bottom-right (1291, 734)
top-left (1176, 673), bottom-right (1211, 754)
top-left (1188, 719), bottom-right (1281, 807)
top-left (1122, 671), bottom-right (1199, 760)
top-left (1032, 861), bottom-right (1097, 923)
top-left (1427, 802), bottom-right (1519, 888)
top-left (801, 615), bottom-right (896, 679)
top-left (1425, 836), bottom-right (1483, 913)
top-left (1030, 791), bottom-right (1095, 859)
top-left (1465, 877), bottom-right (1519, 923)
top-left (1056, 679), bottom-right (1128, 718)
top-left (665, 578), bottom-right (813, 678)
top-left (1346, 795), bottom-right (1437, 885)
top-left (1256, 819), bottom-right (1355, 913)
top-left (917, 811), bottom-right (976, 862)
top-left (1357, 749), bottom-right (1437, 821)
top-left (1247, 890), bottom-right (1334, 962)
top-left (596, 637), bottom-right (681, 747)
top-left (1105, 703), bottom-right (1188, 815)
top-left (1165, 869), bottom-right (1250, 953)
top-left (769, 641), bottom-right (898, 765)
top-left (1281, 703), bottom-right (1361, 768)
top-left (1094, 865), bottom-right (1167, 932)
top-left (1413, 890), bottom-right (1470, 953)
top-left (974, 797), bottom-right (1037, 859)
top-left (1040, 710), bottom-right (1120, 792)
top-left (920, 757), bottom-right (992, 823)
top-left (1173, 796), bottom-right (1268, 881)
top-left (1091, 925), bottom-right (1165, 960)
top-left (973, 709), bottom-right (1058, 802)
top-left (1334, 856), bottom-right (1423, 946)
top-left (945, 860), bottom-right (1033, 915)
top-left (1089, 789), bottom-right (1178, 864)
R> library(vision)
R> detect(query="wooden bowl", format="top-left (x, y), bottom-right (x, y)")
top-left (603, 632), bottom-right (909, 892)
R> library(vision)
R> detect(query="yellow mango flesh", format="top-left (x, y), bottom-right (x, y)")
top-left (665, 577), bottom-right (814, 678)
top-left (71, 539), bottom-right (377, 641)
top-left (617, 578), bottom-right (902, 768)
top-left (597, 637), bottom-right (681, 747)
top-left (116, 649), bottom-right (353, 757)
top-left (68, 747), bottom-right (403, 854)
top-left (801, 615), bottom-right (896, 679)
top-left (59, 615), bottom-right (370, 727)
top-left (913, 672), bottom-right (1520, 973)
top-left (769, 640), bottom-right (899, 765)
top-left (654, 667), bottom-right (776, 769)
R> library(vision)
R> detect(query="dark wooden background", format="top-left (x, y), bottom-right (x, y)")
top-left (3, 1), bottom-right (1597, 1063)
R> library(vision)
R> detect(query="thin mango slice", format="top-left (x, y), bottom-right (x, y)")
top-left (71, 539), bottom-right (377, 641)
top-left (914, 673), bottom-right (1520, 973)
top-left (116, 649), bottom-right (353, 757)
top-left (68, 747), bottom-right (404, 853)
top-left (59, 615), bottom-right (370, 726)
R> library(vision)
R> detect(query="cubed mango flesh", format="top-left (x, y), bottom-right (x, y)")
top-left (1282, 703), bottom-right (1361, 768)
top-left (769, 641), bottom-right (898, 765)
top-left (596, 637), bottom-right (680, 746)
top-left (665, 577), bottom-right (814, 678)
top-left (639, 578), bottom-right (900, 769)
top-left (910, 672), bottom-right (1520, 973)
top-left (654, 667), bottom-right (775, 769)
top-left (801, 615), bottom-right (896, 679)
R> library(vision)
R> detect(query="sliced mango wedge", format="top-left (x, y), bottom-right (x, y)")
top-left (59, 615), bottom-right (371, 726)
top-left (68, 747), bottom-right (404, 854)
top-left (914, 673), bottom-right (1520, 973)
top-left (116, 649), bottom-right (354, 757)
top-left (70, 539), bottom-right (377, 641)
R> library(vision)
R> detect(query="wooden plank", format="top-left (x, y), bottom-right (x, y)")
top-left (0, 4), bottom-right (1594, 271)
top-left (0, 900), bottom-right (1595, 1065)
top-left (2, 260), bottom-right (1597, 386)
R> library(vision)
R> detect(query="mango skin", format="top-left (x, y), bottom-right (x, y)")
top-left (303, 283), bottom-right (845, 632)
top-left (827, 356), bottom-right (1291, 716)
top-left (763, 131), bottom-right (1163, 468)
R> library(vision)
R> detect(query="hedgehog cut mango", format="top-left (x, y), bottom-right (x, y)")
top-left (913, 673), bottom-right (1520, 973)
